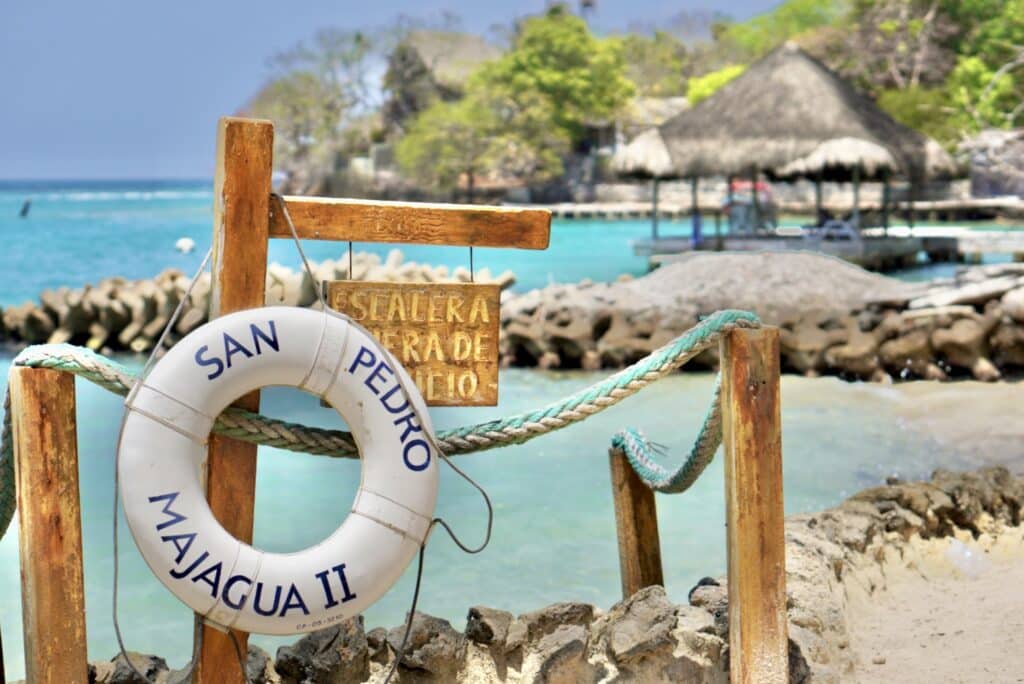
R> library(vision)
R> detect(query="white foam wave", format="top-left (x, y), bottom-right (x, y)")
top-left (36, 190), bottom-right (212, 202)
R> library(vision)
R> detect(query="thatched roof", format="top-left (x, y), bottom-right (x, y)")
top-left (659, 43), bottom-right (941, 180)
top-left (403, 31), bottom-right (501, 89)
top-left (610, 128), bottom-right (676, 179)
top-left (772, 137), bottom-right (898, 181)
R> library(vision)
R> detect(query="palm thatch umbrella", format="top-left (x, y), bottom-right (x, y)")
top-left (773, 137), bottom-right (899, 228)
top-left (610, 127), bottom-right (680, 239)
top-left (659, 42), bottom-right (953, 229)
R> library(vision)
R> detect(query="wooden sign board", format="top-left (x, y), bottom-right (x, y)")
top-left (326, 281), bottom-right (501, 406)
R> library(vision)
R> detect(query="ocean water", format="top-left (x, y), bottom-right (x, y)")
top-left (0, 180), bottom-right (1019, 678)
top-left (0, 180), bottom-right (664, 302)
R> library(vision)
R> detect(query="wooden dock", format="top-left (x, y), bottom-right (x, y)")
top-left (637, 235), bottom-right (941, 271)
top-left (536, 196), bottom-right (1024, 222)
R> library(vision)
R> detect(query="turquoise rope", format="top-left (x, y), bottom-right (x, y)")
top-left (0, 309), bottom-right (760, 540)
top-left (610, 378), bottom-right (723, 494)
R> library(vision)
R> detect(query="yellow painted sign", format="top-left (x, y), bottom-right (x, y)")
top-left (326, 281), bottom-right (500, 406)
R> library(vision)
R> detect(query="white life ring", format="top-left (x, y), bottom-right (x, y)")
top-left (118, 306), bottom-right (439, 635)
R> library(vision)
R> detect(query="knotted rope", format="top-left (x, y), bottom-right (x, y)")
top-left (0, 309), bottom-right (760, 539)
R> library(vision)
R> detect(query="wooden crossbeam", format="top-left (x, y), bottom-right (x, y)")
top-left (269, 196), bottom-right (551, 249)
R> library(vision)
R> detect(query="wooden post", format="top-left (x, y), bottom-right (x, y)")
top-left (851, 165), bottom-right (861, 231)
top-left (10, 368), bottom-right (88, 684)
top-left (908, 180), bottom-right (916, 229)
top-left (608, 448), bottom-right (664, 598)
top-left (715, 210), bottom-right (723, 251)
top-left (814, 172), bottom-right (823, 226)
top-left (720, 328), bottom-right (787, 684)
top-left (749, 167), bottom-right (760, 233)
top-left (690, 177), bottom-right (701, 245)
top-left (882, 178), bottom-right (891, 235)
top-left (651, 178), bottom-right (660, 240)
top-left (195, 116), bottom-right (274, 683)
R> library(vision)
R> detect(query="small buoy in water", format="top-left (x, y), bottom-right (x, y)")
top-left (175, 237), bottom-right (196, 254)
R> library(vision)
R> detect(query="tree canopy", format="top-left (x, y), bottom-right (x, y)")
top-left (471, 5), bottom-right (634, 146)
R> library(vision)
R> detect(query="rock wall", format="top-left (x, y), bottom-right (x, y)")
top-left (59, 467), bottom-right (1023, 683)
top-left (500, 254), bottom-right (1024, 382)
top-left (5, 249), bottom-right (1024, 383)
top-left (0, 250), bottom-right (514, 355)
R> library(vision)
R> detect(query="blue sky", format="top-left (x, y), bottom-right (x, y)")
top-left (1, 0), bottom-right (779, 179)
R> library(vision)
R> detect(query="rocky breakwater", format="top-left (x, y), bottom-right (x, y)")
top-left (55, 466), bottom-right (1023, 683)
top-left (500, 252), bottom-right (1024, 382)
top-left (0, 250), bottom-right (514, 354)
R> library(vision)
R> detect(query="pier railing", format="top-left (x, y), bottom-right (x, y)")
top-left (7, 117), bottom-right (787, 684)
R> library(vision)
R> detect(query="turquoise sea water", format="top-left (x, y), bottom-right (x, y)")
top-left (0, 180), bottom-right (1019, 678)
top-left (0, 180), bottom-right (664, 302)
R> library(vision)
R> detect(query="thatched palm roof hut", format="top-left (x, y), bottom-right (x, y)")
top-left (609, 128), bottom-right (680, 238)
top-left (611, 128), bottom-right (675, 179)
top-left (772, 137), bottom-right (899, 181)
top-left (659, 42), bottom-right (939, 181)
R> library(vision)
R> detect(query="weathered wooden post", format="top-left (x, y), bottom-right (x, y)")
top-left (720, 327), bottom-right (787, 684)
top-left (608, 447), bottom-right (664, 598)
top-left (11, 368), bottom-right (89, 684)
top-left (195, 116), bottom-right (274, 683)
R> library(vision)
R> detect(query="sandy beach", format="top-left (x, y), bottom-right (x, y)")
top-left (848, 529), bottom-right (1024, 683)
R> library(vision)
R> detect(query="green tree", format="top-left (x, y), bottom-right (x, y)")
top-left (471, 4), bottom-right (635, 145)
top-left (619, 32), bottom-right (689, 97)
top-left (485, 89), bottom-right (569, 184)
top-left (395, 95), bottom-right (497, 200)
top-left (395, 86), bottom-right (569, 199)
top-left (715, 0), bottom-right (848, 60)
top-left (247, 29), bottom-right (379, 185)
top-left (876, 86), bottom-right (960, 143)
top-left (686, 64), bottom-right (747, 104)
top-left (837, 0), bottom-right (959, 92)
top-left (954, 0), bottom-right (1024, 62)
top-left (947, 55), bottom-right (1022, 133)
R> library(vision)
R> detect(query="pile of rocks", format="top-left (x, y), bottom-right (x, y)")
top-left (0, 250), bottom-right (514, 355)
top-left (66, 466), bottom-right (1023, 683)
top-left (958, 128), bottom-right (1024, 198)
top-left (500, 253), bottom-right (1024, 382)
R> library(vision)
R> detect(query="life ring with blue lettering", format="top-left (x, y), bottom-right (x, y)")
top-left (118, 306), bottom-right (439, 635)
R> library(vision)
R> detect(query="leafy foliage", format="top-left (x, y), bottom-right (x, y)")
top-left (713, 0), bottom-right (848, 60)
top-left (471, 4), bottom-right (634, 145)
top-left (395, 95), bottom-right (497, 198)
top-left (619, 32), bottom-right (689, 97)
top-left (838, 0), bottom-right (959, 91)
top-left (947, 56), bottom-right (1022, 133)
top-left (395, 85), bottom-right (569, 197)
top-left (686, 64), bottom-right (747, 105)
top-left (875, 87), bottom-right (959, 143)
top-left (247, 29), bottom-right (379, 181)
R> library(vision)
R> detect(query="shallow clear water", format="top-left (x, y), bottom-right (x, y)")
top-left (0, 180), bottom-right (1020, 678)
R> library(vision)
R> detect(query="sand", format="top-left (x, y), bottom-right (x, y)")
top-left (847, 528), bottom-right (1024, 683)
top-left (628, 251), bottom-right (921, 320)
